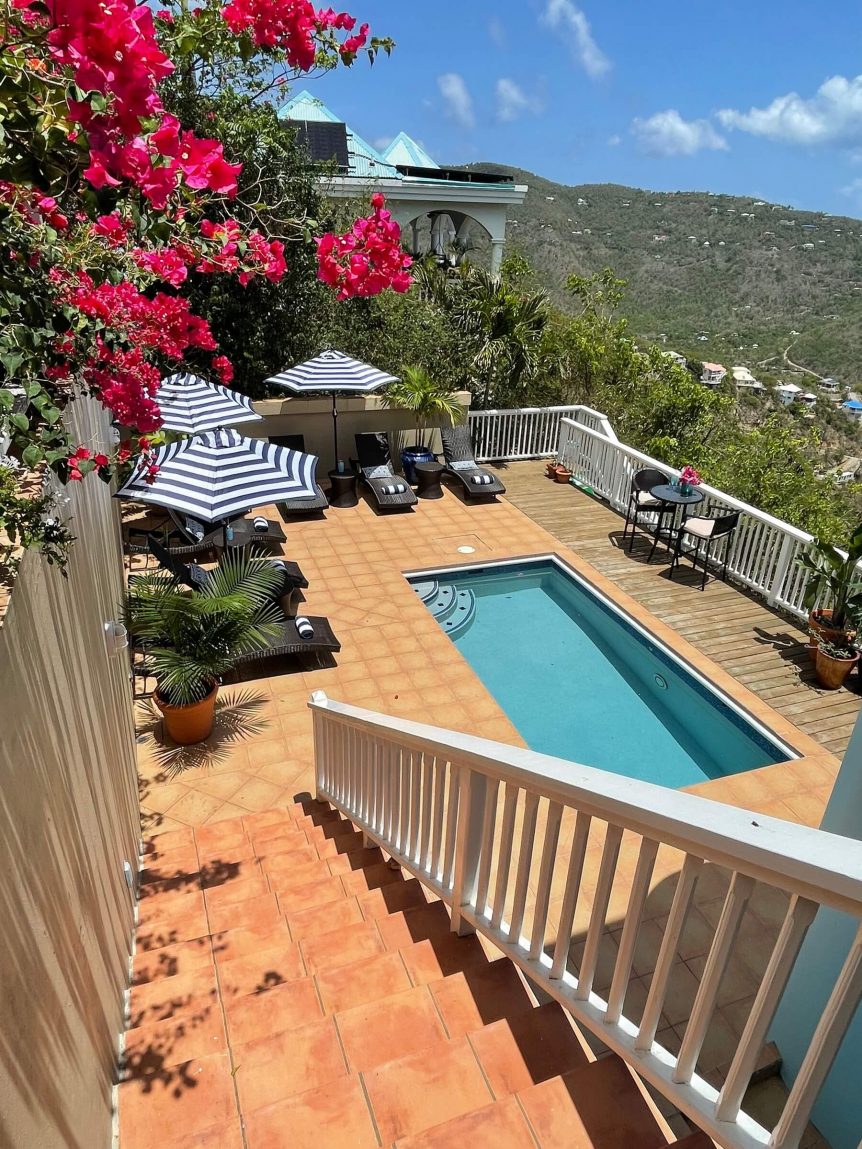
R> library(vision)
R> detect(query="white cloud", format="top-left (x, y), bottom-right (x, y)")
top-left (632, 109), bottom-right (728, 157)
top-left (489, 17), bottom-right (506, 49)
top-left (607, 133), bottom-right (622, 147)
top-left (718, 75), bottom-right (862, 147)
top-left (541, 0), bottom-right (610, 79)
top-left (495, 78), bottom-right (542, 123)
top-left (437, 73), bottom-right (475, 130)
top-left (373, 135), bottom-right (393, 152)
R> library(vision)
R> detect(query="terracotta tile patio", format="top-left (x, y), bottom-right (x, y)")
top-left (125, 463), bottom-right (840, 1149)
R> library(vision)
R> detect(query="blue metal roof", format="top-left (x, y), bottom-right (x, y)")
top-left (843, 400), bottom-right (862, 409)
top-left (278, 90), bottom-right (400, 179)
top-left (381, 132), bottom-right (439, 169)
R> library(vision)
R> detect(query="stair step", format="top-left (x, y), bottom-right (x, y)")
top-left (427, 583), bottom-right (456, 619)
top-left (412, 579), bottom-right (440, 605)
top-left (394, 1095), bottom-right (536, 1148)
top-left (440, 588), bottom-right (476, 638)
top-left (517, 1056), bottom-right (671, 1149)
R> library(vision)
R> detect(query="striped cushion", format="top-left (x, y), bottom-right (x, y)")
top-left (470, 473), bottom-right (493, 485)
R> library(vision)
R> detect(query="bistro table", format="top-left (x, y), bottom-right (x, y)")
top-left (211, 517), bottom-right (286, 550)
top-left (327, 468), bottom-right (358, 508)
top-left (647, 482), bottom-right (705, 561)
top-left (414, 461), bottom-right (445, 500)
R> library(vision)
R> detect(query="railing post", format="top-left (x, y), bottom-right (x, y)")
top-left (767, 533), bottom-right (797, 608)
top-left (310, 691), bottom-right (329, 799)
top-left (449, 767), bottom-right (487, 936)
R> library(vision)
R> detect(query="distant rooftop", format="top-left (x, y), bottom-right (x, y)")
top-left (278, 90), bottom-right (514, 186)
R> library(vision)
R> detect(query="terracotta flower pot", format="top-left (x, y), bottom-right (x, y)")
top-left (813, 647), bottom-right (859, 690)
top-left (549, 464), bottom-right (573, 484)
top-left (155, 680), bottom-right (218, 744)
top-left (808, 609), bottom-right (855, 661)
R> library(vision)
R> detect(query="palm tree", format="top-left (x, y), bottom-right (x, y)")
top-left (383, 365), bottom-right (463, 450)
top-left (126, 550), bottom-right (284, 707)
top-left (418, 263), bottom-right (548, 409)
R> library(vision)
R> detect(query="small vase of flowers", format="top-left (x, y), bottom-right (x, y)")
top-left (677, 465), bottom-right (702, 497)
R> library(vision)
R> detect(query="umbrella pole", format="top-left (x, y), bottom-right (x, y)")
top-left (332, 394), bottom-right (339, 470)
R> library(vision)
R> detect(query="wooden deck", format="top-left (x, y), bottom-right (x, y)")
top-left (501, 461), bottom-right (862, 758)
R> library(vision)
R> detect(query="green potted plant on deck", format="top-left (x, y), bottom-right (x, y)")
top-left (812, 635), bottom-right (860, 691)
top-left (384, 366), bottom-right (463, 483)
top-left (797, 525), bottom-right (862, 662)
top-left (126, 551), bottom-right (284, 744)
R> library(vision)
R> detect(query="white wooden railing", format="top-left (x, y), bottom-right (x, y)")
top-left (468, 404), bottom-right (617, 462)
top-left (310, 692), bottom-right (862, 1149)
top-left (556, 417), bottom-right (816, 619)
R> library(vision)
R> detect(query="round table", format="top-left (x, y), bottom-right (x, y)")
top-left (647, 483), bottom-right (705, 559)
top-left (414, 461), bottom-right (445, 499)
top-left (327, 469), bottom-right (358, 508)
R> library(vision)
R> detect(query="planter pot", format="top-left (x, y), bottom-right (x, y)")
top-left (808, 609), bottom-right (855, 661)
top-left (401, 445), bottom-right (435, 485)
top-left (548, 464), bottom-right (573, 484)
top-left (155, 680), bottom-right (218, 744)
top-left (814, 647), bottom-right (859, 690)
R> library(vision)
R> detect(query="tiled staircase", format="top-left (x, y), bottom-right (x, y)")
top-left (120, 799), bottom-right (715, 1149)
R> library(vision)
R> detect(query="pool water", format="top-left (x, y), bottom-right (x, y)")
top-left (409, 559), bottom-right (790, 788)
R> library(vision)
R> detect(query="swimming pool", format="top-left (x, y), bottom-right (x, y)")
top-left (408, 557), bottom-right (793, 788)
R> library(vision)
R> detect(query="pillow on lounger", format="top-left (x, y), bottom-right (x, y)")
top-left (470, 473), bottom-right (493, 485)
top-left (295, 616), bottom-right (314, 639)
top-left (381, 482), bottom-right (407, 494)
top-left (365, 464), bottom-right (392, 479)
top-left (450, 460), bottom-right (474, 472)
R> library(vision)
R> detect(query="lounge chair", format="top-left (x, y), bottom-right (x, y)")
top-left (353, 432), bottom-right (417, 511)
top-left (270, 434), bottom-right (329, 517)
top-left (232, 614), bottom-right (341, 666)
top-left (144, 537), bottom-right (308, 596)
top-left (440, 425), bottom-right (506, 497)
top-left (168, 510), bottom-right (286, 550)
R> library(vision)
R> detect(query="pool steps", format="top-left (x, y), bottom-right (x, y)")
top-left (413, 579), bottom-right (476, 638)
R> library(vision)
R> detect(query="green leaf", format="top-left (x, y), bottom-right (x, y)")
top-left (10, 412), bottom-right (29, 432)
top-left (22, 444), bottom-right (42, 468)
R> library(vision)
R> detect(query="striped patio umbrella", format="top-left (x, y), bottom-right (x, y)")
top-left (155, 372), bottom-right (262, 434)
top-left (116, 428), bottom-right (318, 542)
top-left (265, 350), bottom-right (398, 466)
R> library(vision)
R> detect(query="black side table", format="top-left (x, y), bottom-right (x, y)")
top-left (327, 469), bottom-right (358, 508)
top-left (415, 461), bottom-right (444, 499)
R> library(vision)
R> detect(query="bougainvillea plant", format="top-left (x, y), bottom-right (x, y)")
top-left (0, 0), bottom-right (406, 573)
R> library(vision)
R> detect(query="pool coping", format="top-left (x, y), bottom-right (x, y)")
top-left (404, 549), bottom-right (838, 793)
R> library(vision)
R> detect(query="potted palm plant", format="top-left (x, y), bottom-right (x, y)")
top-left (796, 525), bottom-right (862, 657)
top-left (384, 366), bottom-right (463, 483)
top-left (126, 551), bottom-right (284, 744)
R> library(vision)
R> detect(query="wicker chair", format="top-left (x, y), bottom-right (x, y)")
top-left (621, 468), bottom-right (674, 560)
top-left (439, 425), bottom-right (506, 497)
top-left (270, 434), bottom-right (329, 517)
top-left (353, 432), bottom-right (417, 510)
top-left (143, 537), bottom-right (307, 596)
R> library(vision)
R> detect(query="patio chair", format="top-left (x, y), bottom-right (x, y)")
top-left (231, 614), bottom-right (341, 667)
top-left (168, 509), bottom-right (285, 550)
top-left (670, 510), bottom-right (740, 590)
top-left (270, 434), bottom-right (329, 517)
top-left (144, 537), bottom-right (308, 596)
top-left (621, 467), bottom-right (672, 557)
top-left (353, 432), bottom-right (417, 510)
top-left (439, 425), bottom-right (506, 498)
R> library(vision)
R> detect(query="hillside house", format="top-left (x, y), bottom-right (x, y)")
top-left (701, 362), bottom-right (726, 385)
top-left (732, 366), bottom-right (765, 392)
top-left (842, 399), bottom-right (862, 420)
top-left (775, 382), bottom-right (803, 405)
top-left (278, 91), bottom-right (527, 274)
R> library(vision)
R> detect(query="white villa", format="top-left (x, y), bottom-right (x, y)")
top-left (278, 91), bottom-right (527, 274)
top-left (732, 366), bottom-right (765, 392)
top-left (701, 362), bottom-right (727, 385)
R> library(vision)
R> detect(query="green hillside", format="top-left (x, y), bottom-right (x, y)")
top-left (468, 165), bottom-right (862, 383)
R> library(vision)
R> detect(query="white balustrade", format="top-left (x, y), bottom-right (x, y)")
top-left (467, 405), bottom-right (617, 462)
top-left (556, 416), bottom-right (822, 620)
top-left (310, 692), bottom-right (862, 1149)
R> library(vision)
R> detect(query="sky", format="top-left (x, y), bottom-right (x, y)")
top-left (304, 0), bottom-right (862, 217)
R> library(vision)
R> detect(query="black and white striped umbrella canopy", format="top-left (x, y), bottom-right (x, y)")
top-left (155, 372), bottom-right (262, 434)
top-left (116, 428), bottom-right (319, 522)
top-left (265, 349), bottom-right (398, 394)
top-left (266, 350), bottom-right (398, 464)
